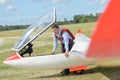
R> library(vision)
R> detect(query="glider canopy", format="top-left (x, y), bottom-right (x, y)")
top-left (12, 9), bottom-right (56, 51)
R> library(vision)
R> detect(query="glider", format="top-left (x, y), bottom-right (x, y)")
top-left (3, 0), bottom-right (120, 73)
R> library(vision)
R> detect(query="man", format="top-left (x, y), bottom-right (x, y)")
top-left (51, 24), bottom-right (75, 75)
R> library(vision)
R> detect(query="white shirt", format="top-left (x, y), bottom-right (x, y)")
top-left (52, 28), bottom-right (72, 52)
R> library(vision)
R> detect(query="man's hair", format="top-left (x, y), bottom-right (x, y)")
top-left (52, 24), bottom-right (59, 29)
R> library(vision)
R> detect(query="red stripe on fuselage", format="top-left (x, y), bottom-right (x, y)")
top-left (5, 52), bottom-right (20, 61)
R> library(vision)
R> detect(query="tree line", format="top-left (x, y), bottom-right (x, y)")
top-left (57, 13), bottom-right (100, 25)
top-left (0, 13), bottom-right (100, 31)
top-left (0, 25), bottom-right (29, 31)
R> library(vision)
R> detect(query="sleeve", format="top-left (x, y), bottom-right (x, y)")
top-left (62, 32), bottom-right (69, 52)
top-left (52, 33), bottom-right (58, 52)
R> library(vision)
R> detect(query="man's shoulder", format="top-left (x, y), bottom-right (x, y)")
top-left (61, 31), bottom-right (69, 37)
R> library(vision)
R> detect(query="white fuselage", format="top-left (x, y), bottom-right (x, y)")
top-left (4, 39), bottom-right (92, 69)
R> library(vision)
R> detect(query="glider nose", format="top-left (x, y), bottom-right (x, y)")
top-left (3, 52), bottom-right (20, 65)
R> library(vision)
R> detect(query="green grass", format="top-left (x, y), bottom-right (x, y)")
top-left (0, 22), bottom-right (120, 80)
top-left (0, 29), bottom-right (25, 37)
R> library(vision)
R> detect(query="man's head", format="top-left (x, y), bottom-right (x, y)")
top-left (51, 24), bottom-right (59, 34)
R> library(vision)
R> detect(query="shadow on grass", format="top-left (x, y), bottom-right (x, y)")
top-left (30, 66), bottom-right (120, 80)
top-left (85, 66), bottom-right (120, 80)
top-left (29, 73), bottom-right (65, 79)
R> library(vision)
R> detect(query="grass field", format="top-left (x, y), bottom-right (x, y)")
top-left (0, 22), bottom-right (120, 80)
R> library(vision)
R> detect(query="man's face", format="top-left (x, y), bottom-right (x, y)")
top-left (52, 28), bottom-right (59, 34)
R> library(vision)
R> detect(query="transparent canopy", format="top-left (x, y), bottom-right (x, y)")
top-left (12, 9), bottom-right (56, 51)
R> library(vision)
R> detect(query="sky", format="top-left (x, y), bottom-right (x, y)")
top-left (0, 0), bottom-right (108, 25)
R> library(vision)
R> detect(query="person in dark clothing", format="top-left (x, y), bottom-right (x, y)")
top-left (19, 43), bottom-right (33, 57)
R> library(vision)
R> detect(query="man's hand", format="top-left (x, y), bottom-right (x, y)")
top-left (64, 51), bottom-right (69, 57)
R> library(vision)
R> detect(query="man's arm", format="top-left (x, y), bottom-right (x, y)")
top-left (52, 33), bottom-right (58, 54)
top-left (62, 32), bottom-right (70, 57)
